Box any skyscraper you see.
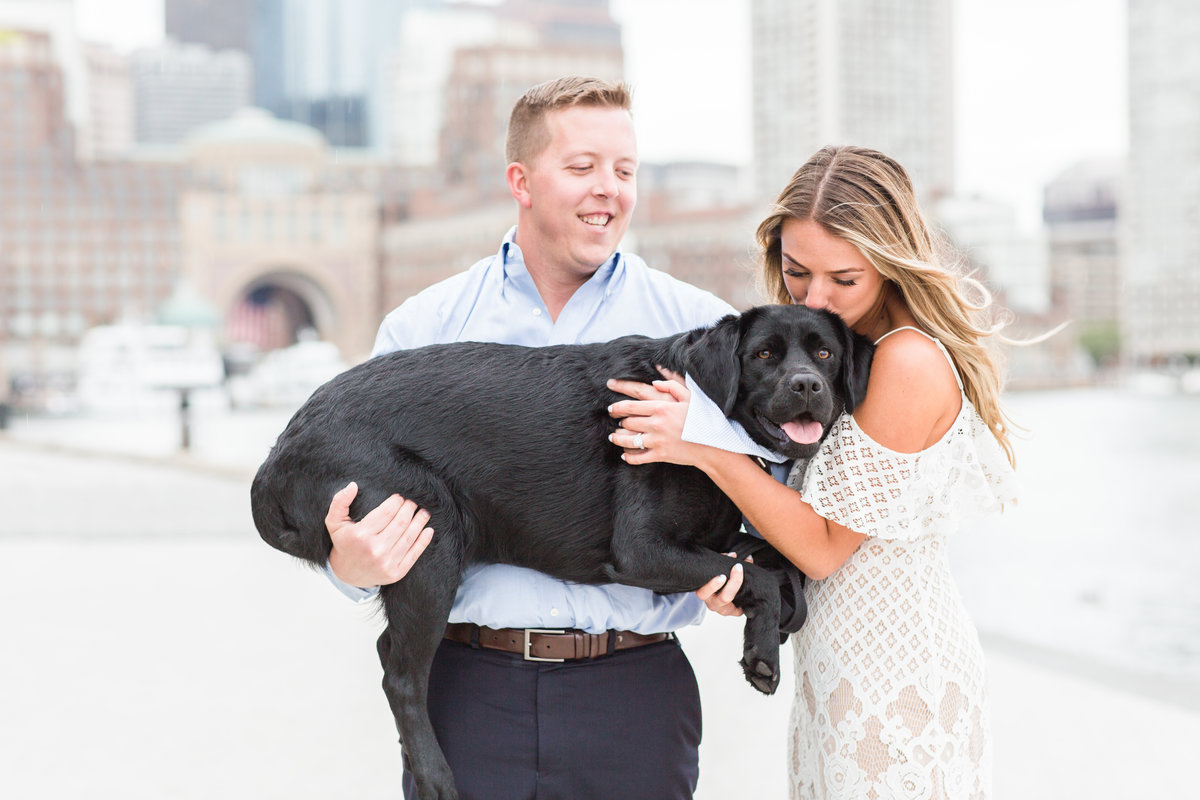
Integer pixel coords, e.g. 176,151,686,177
130,40,252,145
1124,0,1200,365
252,0,432,149
165,0,254,53
0,0,92,155
750,0,954,203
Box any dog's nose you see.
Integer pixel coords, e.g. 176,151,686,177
789,373,823,395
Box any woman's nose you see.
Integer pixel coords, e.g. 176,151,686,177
803,284,826,309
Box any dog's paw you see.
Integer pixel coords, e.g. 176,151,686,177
739,650,780,695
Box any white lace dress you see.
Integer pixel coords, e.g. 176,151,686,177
786,332,1017,800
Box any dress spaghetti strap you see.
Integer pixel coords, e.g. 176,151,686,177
874,326,964,391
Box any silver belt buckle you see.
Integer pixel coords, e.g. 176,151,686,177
523,628,567,662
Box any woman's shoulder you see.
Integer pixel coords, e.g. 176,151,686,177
871,329,957,388
855,328,961,452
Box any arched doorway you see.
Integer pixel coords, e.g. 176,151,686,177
225,272,336,352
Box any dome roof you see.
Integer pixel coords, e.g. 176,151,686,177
185,108,326,152
159,279,221,328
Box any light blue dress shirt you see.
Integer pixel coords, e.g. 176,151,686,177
325,227,737,634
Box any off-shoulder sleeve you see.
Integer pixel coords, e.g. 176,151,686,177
797,407,1018,540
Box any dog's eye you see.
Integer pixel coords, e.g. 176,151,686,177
756,349,773,360
817,348,832,360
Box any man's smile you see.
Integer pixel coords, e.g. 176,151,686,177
580,213,612,228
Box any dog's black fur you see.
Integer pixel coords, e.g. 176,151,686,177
251,304,873,800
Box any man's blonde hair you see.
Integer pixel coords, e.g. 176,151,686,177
505,76,633,165
756,145,1018,465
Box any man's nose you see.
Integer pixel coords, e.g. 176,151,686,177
593,171,619,197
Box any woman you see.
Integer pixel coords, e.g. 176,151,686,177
607,145,1018,799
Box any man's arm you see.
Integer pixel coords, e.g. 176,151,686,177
321,291,450,598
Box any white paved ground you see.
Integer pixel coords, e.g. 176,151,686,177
0,439,1193,798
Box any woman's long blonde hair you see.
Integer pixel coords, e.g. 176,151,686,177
756,145,1017,465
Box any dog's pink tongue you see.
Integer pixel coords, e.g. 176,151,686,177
782,419,823,444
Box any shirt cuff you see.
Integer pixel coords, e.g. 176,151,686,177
682,374,789,463
322,562,380,602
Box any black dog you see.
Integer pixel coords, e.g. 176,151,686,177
251,304,873,800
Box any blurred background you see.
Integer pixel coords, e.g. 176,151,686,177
0,0,1196,797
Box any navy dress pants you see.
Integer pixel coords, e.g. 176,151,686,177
401,636,703,800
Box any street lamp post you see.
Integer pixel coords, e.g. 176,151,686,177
157,279,223,452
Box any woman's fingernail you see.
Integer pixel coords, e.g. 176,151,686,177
607,379,616,388
733,563,743,572
713,574,727,586
607,404,613,413
607,433,614,442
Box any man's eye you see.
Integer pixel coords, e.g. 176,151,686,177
817,348,832,360
756,349,773,359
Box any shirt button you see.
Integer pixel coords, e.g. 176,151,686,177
532,308,542,316
549,608,559,617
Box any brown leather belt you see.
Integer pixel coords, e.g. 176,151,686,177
444,623,672,663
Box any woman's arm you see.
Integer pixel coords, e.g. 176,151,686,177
607,377,864,580
609,333,960,580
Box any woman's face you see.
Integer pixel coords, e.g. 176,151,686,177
779,218,888,333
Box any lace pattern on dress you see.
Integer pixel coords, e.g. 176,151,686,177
796,403,1017,541
787,329,1006,798
787,533,994,799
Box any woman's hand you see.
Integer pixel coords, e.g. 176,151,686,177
607,368,711,467
695,553,750,616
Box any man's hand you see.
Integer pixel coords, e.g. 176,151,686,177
326,482,434,588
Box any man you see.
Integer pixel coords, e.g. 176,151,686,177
321,76,741,800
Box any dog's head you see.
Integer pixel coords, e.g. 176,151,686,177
682,305,874,460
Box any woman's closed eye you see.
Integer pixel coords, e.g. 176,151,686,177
785,268,856,287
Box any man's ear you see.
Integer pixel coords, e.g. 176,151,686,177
507,162,533,208
839,324,875,412
685,313,744,417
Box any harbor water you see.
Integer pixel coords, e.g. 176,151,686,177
951,386,1200,689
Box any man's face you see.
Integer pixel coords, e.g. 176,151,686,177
514,105,638,281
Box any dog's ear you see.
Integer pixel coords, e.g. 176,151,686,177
684,312,744,416
839,323,875,412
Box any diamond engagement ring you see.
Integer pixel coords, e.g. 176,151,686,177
632,432,646,450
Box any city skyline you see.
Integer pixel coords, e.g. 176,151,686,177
69,0,1128,230
0,0,1185,410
